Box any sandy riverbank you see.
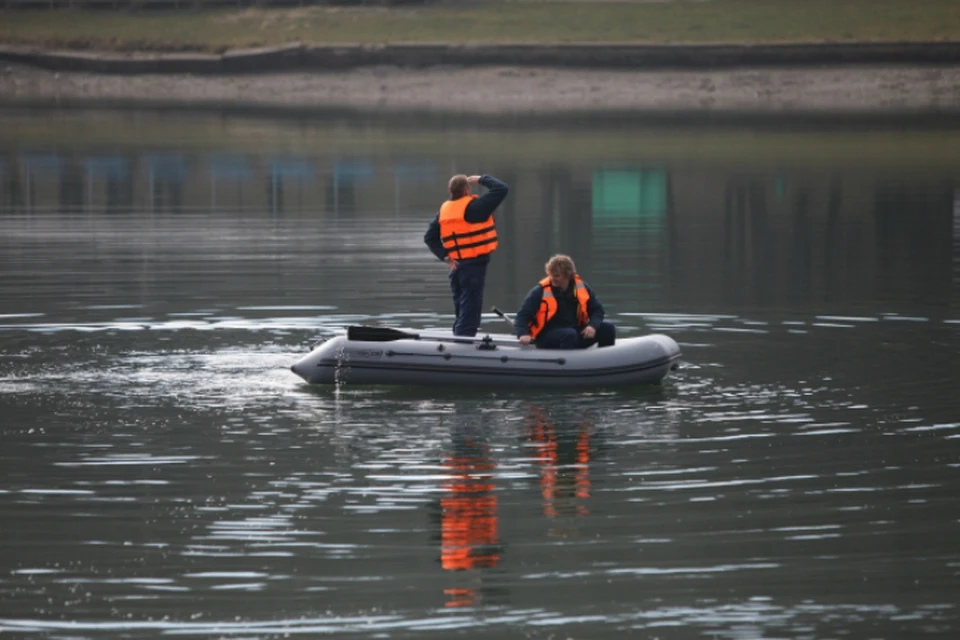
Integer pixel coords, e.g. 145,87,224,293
3,62,960,116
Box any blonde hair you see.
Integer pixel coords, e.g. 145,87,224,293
545,254,576,277
448,174,469,198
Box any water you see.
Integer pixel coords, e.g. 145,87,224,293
1,107,959,639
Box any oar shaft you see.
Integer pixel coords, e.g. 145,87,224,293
492,306,514,327
346,325,513,345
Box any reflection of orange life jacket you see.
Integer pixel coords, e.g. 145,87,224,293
439,195,498,261
575,424,591,508
526,406,592,518
529,275,591,339
527,406,559,516
441,454,499,571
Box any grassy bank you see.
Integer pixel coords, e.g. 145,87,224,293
0,0,958,53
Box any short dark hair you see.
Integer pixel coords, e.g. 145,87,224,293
448,174,469,198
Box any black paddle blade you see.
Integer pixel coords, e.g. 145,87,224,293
346,326,420,342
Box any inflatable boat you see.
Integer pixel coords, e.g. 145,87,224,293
291,325,681,389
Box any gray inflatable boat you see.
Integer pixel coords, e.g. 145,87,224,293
291,325,681,388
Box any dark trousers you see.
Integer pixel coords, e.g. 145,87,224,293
450,261,487,336
536,321,616,350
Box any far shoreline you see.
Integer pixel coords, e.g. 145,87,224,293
3,41,960,75
3,60,960,118
2,41,960,117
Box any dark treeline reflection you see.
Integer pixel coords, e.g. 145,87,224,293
1,151,384,216
1,113,958,317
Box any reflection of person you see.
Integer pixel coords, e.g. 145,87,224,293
440,435,500,571
514,254,616,349
438,432,500,608
424,174,509,336
526,405,592,520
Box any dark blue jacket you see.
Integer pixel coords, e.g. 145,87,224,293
423,175,509,265
514,279,606,339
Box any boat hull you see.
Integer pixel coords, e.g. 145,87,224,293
291,330,681,389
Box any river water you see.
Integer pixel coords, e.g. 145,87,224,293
1,107,959,639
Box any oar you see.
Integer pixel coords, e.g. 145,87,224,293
491,306,514,328
347,326,422,342
346,325,496,344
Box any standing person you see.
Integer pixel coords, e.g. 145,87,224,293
514,254,616,350
424,174,509,336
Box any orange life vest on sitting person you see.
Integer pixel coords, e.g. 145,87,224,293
528,275,591,339
439,195,498,261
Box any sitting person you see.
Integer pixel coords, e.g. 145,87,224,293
514,254,616,350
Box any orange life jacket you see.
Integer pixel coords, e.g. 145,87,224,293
529,275,591,339
439,195,498,261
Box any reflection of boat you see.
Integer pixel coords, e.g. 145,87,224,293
290,326,681,388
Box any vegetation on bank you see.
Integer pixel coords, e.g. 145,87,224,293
0,0,958,53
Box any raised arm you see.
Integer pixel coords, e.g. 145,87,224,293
464,175,509,223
